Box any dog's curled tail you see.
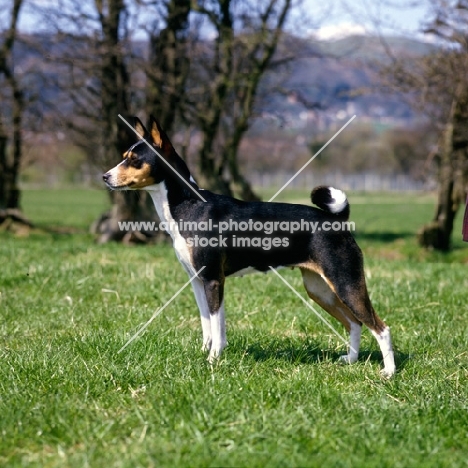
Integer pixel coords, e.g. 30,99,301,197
311,186,350,219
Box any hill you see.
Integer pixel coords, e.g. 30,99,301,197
255,34,438,132
316,34,437,60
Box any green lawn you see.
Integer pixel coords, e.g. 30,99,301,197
1,189,467,467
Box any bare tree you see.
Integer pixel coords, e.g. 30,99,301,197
35,0,165,242
144,0,191,133
415,2,468,250
92,0,158,243
0,0,25,223
35,0,297,240
187,0,293,200
377,0,468,250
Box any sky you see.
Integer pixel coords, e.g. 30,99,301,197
304,0,432,40
14,0,432,41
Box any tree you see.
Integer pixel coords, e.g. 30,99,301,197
187,0,293,200
36,0,296,241
144,0,191,133
416,2,468,251
0,0,25,223
380,0,468,250
36,0,164,242
92,0,161,243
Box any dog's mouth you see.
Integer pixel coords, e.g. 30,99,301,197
105,182,135,191
107,184,129,191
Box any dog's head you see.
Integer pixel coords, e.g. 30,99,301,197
103,116,177,191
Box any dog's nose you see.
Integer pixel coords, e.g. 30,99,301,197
102,172,110,183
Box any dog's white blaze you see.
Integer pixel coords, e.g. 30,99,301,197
105,160,126,186
370,326,396,377
146,183,195,275
328,187,348,214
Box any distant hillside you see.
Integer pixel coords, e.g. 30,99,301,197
254,34,438,133
13,32,436,136
316,34,437,60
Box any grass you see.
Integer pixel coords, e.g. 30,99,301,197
0,188,468,467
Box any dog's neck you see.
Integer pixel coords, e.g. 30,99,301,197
144,148,204,235
145,176,201,240
146,182,173,225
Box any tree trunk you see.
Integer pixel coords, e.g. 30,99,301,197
145,0,190,134
0,122,9,210
418,169,457,251
191,0,290,201
0,98,28,230
93,0,194,243
91,191,165,243
90,0,163,243
224,130,261,201
418,91,468,250
0,0,24,215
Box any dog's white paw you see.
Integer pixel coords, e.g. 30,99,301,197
207,351,219,364
201,339,212,353
380,366,396,379
207,343,226,363
338,354,358,365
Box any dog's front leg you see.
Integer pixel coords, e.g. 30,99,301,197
203,279,227,363
208,301,226,363
191,278,212,352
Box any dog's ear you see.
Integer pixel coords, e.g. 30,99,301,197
133,117,148,141
149,115,175,154
149,115,165,148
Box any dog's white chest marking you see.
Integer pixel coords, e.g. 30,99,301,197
147,184,194,275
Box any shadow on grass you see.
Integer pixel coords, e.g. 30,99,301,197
246,337,341,364
354,231,415,243
245,336,410,371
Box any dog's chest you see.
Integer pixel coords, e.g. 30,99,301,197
147,185,194,274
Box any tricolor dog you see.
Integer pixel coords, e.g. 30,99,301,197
103,116,396,377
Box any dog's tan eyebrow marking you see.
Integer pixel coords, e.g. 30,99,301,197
123,151,136,159
123,139,146,159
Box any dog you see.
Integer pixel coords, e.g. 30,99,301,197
103,116,396,377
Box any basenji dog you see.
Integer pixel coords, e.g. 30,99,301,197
103,116,396,377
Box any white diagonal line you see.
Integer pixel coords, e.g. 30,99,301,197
118,266,206,353
118,114,207,202
268,115,356,202
268,267,357,354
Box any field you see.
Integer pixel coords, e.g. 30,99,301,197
1,189,467,467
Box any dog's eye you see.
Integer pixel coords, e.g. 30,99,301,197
128,153,144,169
127,152,139,164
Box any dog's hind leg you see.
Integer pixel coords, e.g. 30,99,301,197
333,278,395,378
301,265,396,377
300,268,362,364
